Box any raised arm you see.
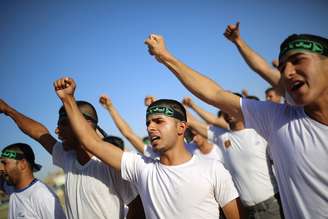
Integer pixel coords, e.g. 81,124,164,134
145,34,242,121
99,95,145,154
185,110,209,139
0,99,56,154
224,22,282,94
54,77,123,170
183,97,229,129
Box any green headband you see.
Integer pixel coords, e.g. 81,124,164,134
279,39,328,59
0,150,25,160
146,106,186,121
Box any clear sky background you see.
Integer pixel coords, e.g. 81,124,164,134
1,0,327,179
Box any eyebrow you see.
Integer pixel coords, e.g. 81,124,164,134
279,52,307,68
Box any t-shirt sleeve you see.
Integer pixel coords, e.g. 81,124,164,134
121,152,145,183
213,161,239,207
114,175,139,204
52,141,69,168
207,125,226,147
109,162,139,205
34,183,66,219
240,98,279,140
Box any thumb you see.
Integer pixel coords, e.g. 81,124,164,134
236,21,240,30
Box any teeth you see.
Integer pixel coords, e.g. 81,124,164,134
291,81,304,91
151,136,160,142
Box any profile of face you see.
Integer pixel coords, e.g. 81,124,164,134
265,90,281,103
192,132,206,147
279,51,328,106
0,158,21,186
146,114,186,153
55,117,79,150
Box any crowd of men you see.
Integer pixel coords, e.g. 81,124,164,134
0,21,327,219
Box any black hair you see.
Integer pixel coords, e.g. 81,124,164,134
232,92,243,98
246,95,260,101
59,100,98,128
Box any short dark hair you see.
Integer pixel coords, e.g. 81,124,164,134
59,100,98,128
147,99,187,122
265,87,275,95
246,95,260,101
103,136,125,151
232,92,243,98
1,143,42,172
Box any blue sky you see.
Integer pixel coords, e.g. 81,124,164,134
1,0,327,179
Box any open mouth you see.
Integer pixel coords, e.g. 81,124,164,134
289,81,305,92
150,136,160,144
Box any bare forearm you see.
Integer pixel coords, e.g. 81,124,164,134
188,119,208,139
161,53,224,107
61,96,123,170
4,107,55,153
191,104,228,128
106,106,145,153
234,38,280,87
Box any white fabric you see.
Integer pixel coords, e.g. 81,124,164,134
241,98,328,219
143,144,159,159
207,125,278,206
7,180,66,219
144,143,224,163
52,142,137,219
121,152,238,219
185,143,224,162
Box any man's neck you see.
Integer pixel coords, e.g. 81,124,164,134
230,121,245,131
304,94,328,125
15,175,35,190
159,141,192,166
75,147,93,165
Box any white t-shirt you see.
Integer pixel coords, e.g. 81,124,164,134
7,179,66,219
52,142,137,219
241,98,328,219
207,126,278,206
121,152,239,219
144,143,224,163
185,142,224,162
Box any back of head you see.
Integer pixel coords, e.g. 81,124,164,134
146,99,187,122
246,95,260,101
265,87,275,95
279,34,328,60
1,143,42,172
103,136,125,151
59,100,99,128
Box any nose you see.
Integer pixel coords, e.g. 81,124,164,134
282,62,296,79
147,121,156,133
